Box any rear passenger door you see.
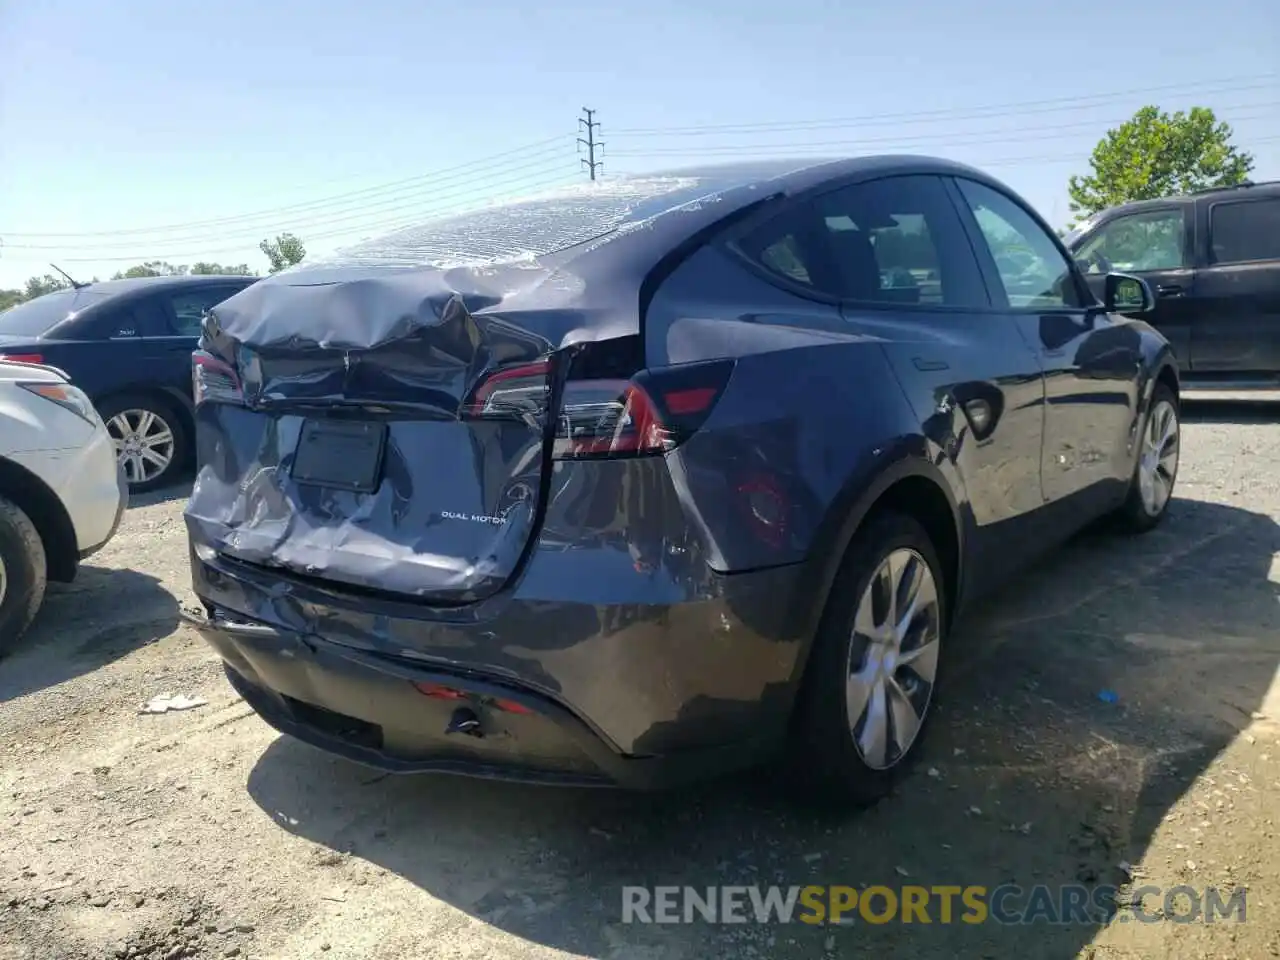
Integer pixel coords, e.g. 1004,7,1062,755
951,176,1142,505
143,283,247,401
57,304,151,402
807,174,1048,535
1192,194,1280,374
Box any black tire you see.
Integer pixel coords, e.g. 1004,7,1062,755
97,393,190,494
0,496,47,657
789,509,948,808
1111,383,1180,534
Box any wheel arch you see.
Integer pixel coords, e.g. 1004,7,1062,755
0,456,79,582
787,447,966,687
1154,361,1180,407
92,386,194,473
92,384,193,428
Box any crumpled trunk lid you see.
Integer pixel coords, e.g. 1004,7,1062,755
185,265,609,604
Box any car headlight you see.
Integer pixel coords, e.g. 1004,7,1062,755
19,382,100,425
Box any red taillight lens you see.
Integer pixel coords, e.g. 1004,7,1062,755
464,356,734,460
0,353,45,365
491,697,534,715
411,681,466,700
411,681,535,715
464,359,551,417
192,350,242,405
553,378,667,459
554,359,735,461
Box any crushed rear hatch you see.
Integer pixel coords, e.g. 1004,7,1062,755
184,177,722,604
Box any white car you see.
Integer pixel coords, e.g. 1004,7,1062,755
0,359,127,651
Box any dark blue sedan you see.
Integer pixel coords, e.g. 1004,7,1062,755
0,274,257,491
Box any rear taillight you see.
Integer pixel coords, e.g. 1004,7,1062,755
465,357,734,460
556,359,734,460
463,360,551,417
0,353,45,365
192,350,242,405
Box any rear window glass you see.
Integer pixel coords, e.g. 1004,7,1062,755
1210,198,1280,264
0,288,110,337
311,175,764,270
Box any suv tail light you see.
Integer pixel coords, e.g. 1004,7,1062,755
0,353,45,365
193,350,243,405
466,357,734,459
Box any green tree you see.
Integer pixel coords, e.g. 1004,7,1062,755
109,261,258,279
259,233,306,273
24,274,69,299
0,289,25,312
112,261,187,279
1068,105,1254,221
191,262,255,276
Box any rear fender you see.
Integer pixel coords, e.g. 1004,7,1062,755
787,446,967,655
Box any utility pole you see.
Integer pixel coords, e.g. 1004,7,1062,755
578,108,603,181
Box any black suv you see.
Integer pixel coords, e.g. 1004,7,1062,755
1066,180,1280,389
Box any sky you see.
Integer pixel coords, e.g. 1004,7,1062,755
0,0,1277,289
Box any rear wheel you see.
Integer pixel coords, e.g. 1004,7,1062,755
1112,383,1180,533
790,510,946,807
0,496,47,657
99,394,189,494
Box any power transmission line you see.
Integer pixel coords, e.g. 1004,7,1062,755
6,78,1275,266
4,154,582,252
606,103,1280,159
606,74,1278,136
578,108,604,181
38,170,581,264
28,132,1277,268
0,136,573,239
14,127,1280,265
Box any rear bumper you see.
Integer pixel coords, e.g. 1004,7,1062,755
186,549,809,789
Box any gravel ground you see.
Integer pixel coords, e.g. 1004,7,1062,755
2,400,1279,960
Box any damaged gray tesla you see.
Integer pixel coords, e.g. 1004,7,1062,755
183,156,1180,804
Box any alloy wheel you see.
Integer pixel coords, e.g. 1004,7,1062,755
0,553,7,607
1138,399,1179,518
846,547,942,771
107,409,176,486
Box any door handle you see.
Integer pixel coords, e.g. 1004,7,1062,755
1156,284,1184,297
912,357,950,371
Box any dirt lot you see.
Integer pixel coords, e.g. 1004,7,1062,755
3,401,1280,960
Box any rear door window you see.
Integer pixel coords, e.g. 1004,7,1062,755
1209,197,1280,264
730,175,989,309
810,175,988,308
158,286,244,337
1074,209,1187,273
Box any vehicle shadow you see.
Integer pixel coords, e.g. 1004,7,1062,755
1181,397,1280,424
245,496,1279,959
0,566,179,702
127,479,193,509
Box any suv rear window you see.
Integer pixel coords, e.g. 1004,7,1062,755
1209,197,1280,264
0,288,111,337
